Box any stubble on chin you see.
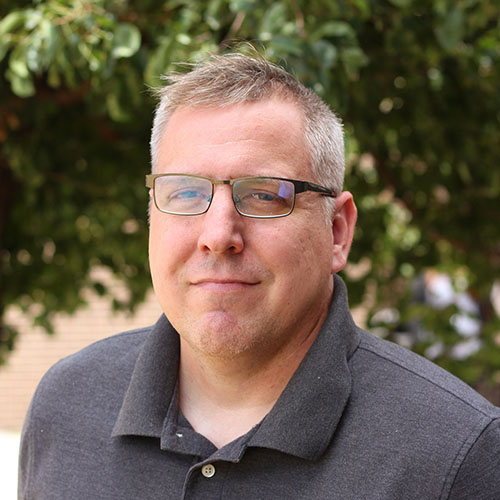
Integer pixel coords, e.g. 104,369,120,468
178,308,278,362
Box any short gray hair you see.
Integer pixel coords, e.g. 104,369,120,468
150,53,345,212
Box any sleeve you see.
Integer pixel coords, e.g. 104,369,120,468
18,395,36,500
447,418,500,500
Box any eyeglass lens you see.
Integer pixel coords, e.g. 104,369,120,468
153,175,296,217
233,177,294,216
154,175,212,215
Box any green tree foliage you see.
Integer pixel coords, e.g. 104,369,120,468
1,0,499,395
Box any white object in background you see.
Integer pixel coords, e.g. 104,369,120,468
0,430,20,500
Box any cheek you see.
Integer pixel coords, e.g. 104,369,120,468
261,225,333,290
299,237,334,287
284,221,333,264
149,218,194,283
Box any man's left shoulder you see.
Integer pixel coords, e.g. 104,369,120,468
349,330,500,498
354,330,500,420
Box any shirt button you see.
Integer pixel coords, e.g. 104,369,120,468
201,464,216,478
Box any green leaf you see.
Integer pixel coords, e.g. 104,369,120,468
176,33,192,45
269,35,303,57
351,0,372,17
6,70,35,97
38,19,59,66
111,23,141,59
435,7,465,51
340,46,369,75
47,64,61,87
312,40,338,68
205,0,224,29
259,3,288,37
26,43,41,73
78,42,101,72
106,92,130,122
311,21,355,41
0,10,26,37
229,0,257,13
9,44,29,78
24,9,42,31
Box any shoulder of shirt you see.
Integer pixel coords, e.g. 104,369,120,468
52,323,152,370
355,328,500,420
31,323,154,403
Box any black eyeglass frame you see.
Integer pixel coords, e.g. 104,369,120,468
145,173,337,219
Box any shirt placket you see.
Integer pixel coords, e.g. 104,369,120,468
181,459,230,500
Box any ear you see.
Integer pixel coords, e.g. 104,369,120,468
330,191,357,274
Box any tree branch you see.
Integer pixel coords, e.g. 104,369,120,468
219,11,246,49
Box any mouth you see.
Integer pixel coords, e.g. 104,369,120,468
191,278,259,292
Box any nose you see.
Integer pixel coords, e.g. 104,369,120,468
197,185,244,255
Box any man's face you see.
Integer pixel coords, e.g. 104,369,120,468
149,98,346,362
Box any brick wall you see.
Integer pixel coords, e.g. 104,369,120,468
0,270,162,432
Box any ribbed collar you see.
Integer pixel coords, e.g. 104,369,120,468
112,275,360,460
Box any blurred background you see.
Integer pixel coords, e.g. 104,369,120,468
1,0,500,495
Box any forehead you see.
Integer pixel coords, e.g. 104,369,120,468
157,99,310,178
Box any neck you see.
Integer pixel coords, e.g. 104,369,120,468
177,311,326,448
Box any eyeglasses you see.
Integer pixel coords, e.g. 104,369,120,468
146,174,336,218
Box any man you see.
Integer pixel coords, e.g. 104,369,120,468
19,53,500,499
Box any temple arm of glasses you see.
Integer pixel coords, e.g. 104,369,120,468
295,180,337,198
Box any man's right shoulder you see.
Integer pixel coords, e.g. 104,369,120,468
51,325,150,373
32,324,153,409
19,323,162,500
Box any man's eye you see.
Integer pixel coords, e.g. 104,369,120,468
250,192,279,202
169,189,205,200
243,190,288,203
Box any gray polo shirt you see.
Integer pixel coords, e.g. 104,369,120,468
19,276,500,499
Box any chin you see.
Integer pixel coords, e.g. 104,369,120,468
186,313,267,360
